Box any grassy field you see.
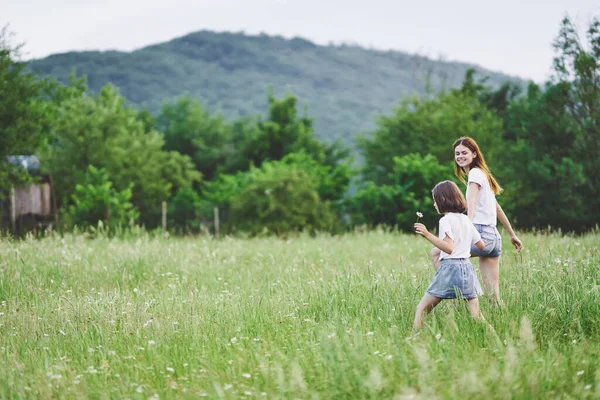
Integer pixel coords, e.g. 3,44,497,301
0,229,599,399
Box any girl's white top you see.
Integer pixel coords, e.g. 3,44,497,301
466,167,497,226
438,213,482,260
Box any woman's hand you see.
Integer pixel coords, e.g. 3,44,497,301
414,223,429,237
510,234,523,252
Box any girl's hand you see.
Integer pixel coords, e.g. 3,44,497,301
414,223,429,237
510,234,523,252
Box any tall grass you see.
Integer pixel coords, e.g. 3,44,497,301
0,229,599,398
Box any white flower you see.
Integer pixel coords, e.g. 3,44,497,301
416,212,423,218
242,373,251,379
365,331,374,336
166,367,174,373
577,370,584,376
148,340,156,346
435,333,442,340
230,337,238,344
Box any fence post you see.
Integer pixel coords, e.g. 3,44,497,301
10,186,16,232
162,201,167,231
214,207,220,238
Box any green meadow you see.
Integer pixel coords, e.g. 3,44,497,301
1,230,599,399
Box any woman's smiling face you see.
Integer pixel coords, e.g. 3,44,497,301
454,144,476,169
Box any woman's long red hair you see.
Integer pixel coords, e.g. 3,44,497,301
453,137,503,195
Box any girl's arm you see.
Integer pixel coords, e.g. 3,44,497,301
496,201,523,252
414,223,453,254
466,182,480,220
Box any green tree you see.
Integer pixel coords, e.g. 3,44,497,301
0,28,51,191
346,154,454,231
168,187,203,232
42,84,200,227
156,95,233,181
358,72,504,184
551,16,600,227
228,162,335,235
64,165,139,230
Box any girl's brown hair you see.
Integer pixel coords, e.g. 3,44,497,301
453,137,503,195
432,181,467,214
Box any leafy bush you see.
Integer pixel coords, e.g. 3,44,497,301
168,187,203,232
64,166,138,230
228,162,335,235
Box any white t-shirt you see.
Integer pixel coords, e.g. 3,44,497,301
466,167,497,226
438,213,482,260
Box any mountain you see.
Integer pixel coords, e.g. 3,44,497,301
29,30,526,144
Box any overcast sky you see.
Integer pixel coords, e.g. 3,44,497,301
3,0,599,82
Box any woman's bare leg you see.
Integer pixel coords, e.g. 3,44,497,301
479,256,501,303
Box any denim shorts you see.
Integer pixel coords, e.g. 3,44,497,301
471,224,502,258
426,259,483,299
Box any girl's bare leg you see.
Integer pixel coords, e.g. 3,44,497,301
413,294,442,329
479,256,501,303
465,297,481,320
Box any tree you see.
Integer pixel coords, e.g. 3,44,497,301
64,165,139,230
156,95,233,181
358,71,504,184
41,84,200,227
228,162,335,235
0,27,50,192
551,16,600,227
346,153,453,231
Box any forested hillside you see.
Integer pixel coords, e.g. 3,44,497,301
29,30,523,143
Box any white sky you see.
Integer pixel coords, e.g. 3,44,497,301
3,0,599,82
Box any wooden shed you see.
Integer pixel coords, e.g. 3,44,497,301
0,156,56,233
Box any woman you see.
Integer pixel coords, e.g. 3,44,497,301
431,137,523,303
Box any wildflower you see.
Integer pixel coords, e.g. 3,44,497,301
166,367,175,373
577,370,584,376
366,331,374,336
148,340,156,346
242,373,251,379
328,333,336,339
416,212,423,223
585,385,592,390
435,333,442,340
230,337,238,344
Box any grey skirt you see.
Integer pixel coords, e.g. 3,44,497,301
426,258,483,299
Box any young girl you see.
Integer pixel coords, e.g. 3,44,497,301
413,180,486,329
452,137,523,303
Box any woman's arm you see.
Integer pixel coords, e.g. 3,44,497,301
414,223,453,254
496,201,523,252
466,182,480,220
